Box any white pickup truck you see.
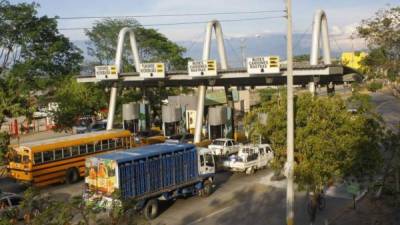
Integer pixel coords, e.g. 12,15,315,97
208,138,240,156
223,144,274,174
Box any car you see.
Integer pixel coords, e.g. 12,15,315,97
0,192,24,219
89,120,107,132
208,138,240,156
223,144,274,174
134,130,163,145
168,133,194,143
73,120,107,134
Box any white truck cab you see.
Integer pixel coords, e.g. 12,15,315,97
197,148,216,175
223,144,273,174
208,138,240,156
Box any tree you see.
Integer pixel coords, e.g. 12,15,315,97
85,18,190,71
0,1,83,137
51,76,108,131
357,6,400,81
0,1,83,88
244,93,383,194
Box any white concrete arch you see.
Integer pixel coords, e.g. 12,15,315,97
194,20,230,143
202,20,229,69
107,27,141,130
310,9,332,66
115,27,141,73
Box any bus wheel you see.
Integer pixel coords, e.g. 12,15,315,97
143,199,159,220
66,168,80,184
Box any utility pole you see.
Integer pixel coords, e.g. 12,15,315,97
285,0,295,225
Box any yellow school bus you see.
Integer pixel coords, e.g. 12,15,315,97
7,129,133,187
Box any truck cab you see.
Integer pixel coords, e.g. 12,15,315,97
198,147,215,175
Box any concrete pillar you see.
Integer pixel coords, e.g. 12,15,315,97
309,81,316,96
106,83,118,130
194,85,206,143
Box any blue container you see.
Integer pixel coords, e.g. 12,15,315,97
90,143,199,199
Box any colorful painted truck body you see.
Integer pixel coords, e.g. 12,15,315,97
84,143,215,220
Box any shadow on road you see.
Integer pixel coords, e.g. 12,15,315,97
0,177,27,193
179,184,312,225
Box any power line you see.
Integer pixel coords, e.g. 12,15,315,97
59,15,285,30
56,10,285,20
293,23,312,52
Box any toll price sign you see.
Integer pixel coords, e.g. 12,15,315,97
139,63,165,78
188,60,217,77
95,65,118,80
247,56,280,74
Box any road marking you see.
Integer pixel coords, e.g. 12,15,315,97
187,205,233,225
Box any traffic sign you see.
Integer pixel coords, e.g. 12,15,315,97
95,65,118,80
188,60,217,77
139,63,165,78
346,183,360,195
247,56,280,74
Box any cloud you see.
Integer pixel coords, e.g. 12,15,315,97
329,23,367,51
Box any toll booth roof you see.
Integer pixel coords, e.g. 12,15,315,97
93,143,196,164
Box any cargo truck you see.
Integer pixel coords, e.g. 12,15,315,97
84,143,215,220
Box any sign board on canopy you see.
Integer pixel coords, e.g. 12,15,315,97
247,56,280,74
188,60,217,77
139,63,165,78
95,65,118,80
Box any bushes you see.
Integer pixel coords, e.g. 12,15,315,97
367,81,383,92
0,132,10,165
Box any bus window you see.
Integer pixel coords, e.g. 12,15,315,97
55,149,63,160
71,146,79,156
87,144,94,153
63,148,71,158
34,153,43,164
101,140,109,150
22,155,30,163
95,142,102,152
79,145,87,154
109,139,116,149
43,151,54,162
116,139,123,148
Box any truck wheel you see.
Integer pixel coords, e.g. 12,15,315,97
143,199,159,220
66,168,80,184
246,167,255,175
201,180,213,197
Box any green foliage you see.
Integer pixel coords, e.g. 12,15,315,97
367,81,383,92
357,7,400,80
0,1,83,130
293,54,310,62
244,93,383,192
0,1,83,88
257,88,281,102
52,77,107,131
0,132,10,165
85,18,190,71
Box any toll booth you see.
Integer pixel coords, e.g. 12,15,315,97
122,102,140,133
162,104,182,137
208,106,229,140
122,101,150,132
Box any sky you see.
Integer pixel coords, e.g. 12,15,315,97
10,0,398,56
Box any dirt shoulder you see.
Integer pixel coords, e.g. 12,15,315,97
331,194,399,225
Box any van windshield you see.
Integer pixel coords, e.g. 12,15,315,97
211,140,225,146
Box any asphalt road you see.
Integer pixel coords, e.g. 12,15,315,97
151,170,349,225
370,90,400,132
